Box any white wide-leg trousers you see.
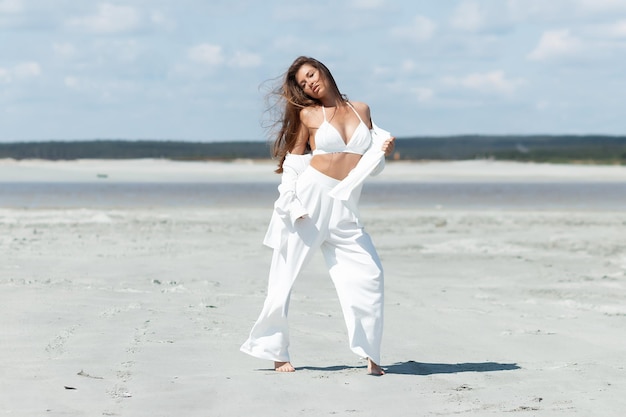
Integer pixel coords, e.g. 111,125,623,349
240,166,384,365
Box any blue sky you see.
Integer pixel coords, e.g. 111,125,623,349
1,0,626,142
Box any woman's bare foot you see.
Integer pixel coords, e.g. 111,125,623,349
274,361,295,372
367,358,385,376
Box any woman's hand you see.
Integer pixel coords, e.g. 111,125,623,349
382,136,396,157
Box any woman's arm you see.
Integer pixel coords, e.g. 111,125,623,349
291,111,311,155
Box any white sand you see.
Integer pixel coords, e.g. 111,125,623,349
2,158,626,183
1,159,625,416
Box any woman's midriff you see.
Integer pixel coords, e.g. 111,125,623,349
310,153,362,180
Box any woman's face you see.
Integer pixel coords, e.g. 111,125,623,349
295,63,326,99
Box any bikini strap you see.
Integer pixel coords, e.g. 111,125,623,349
321,105,327,121
346,101,364,123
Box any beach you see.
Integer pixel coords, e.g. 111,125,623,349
1,159,625,416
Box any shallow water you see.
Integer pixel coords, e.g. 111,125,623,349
1,181,625,210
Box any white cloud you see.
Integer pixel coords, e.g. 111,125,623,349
507,0,570,21
272,34,302,51
188,43,224,67
391,15,436,43
577,0,626,13
528,29,583,61
450,1,484,32
229,51,262,68
172,43,233,79
509,0,626,21
64,76,80,89
443,71,525,94
187,46,260,70
412,87,434,102
272,4,316,21
350,0,385,9
94,39,140,63
13,61,41,78
0,61,41,83
150,10,176,30
65,3,141,34
536,100,550,111
0,67,10,83
3,2,626,140
53,42,76,58
401,60,417,72
61,75,138,101
0,0,22,13
589,20,626,38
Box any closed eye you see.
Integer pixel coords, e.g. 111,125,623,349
299,71,315,89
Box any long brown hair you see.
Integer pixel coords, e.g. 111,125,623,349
268,56,346,173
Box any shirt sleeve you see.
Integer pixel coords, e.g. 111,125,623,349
369,156,385,177
273,153,312,227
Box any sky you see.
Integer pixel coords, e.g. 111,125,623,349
1,0,626,142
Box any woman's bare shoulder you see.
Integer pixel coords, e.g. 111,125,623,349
299,105,323,127
349,101,372,126
349,100,370,110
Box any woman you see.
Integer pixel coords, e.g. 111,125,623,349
240,56,395,375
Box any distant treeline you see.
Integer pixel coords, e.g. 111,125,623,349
1,135,625,164
0,140,272,161
396,135,626,164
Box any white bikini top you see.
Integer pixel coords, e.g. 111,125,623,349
312,102,371,156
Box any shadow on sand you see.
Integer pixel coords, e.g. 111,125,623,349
384,361,520,375
297,360,520,375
